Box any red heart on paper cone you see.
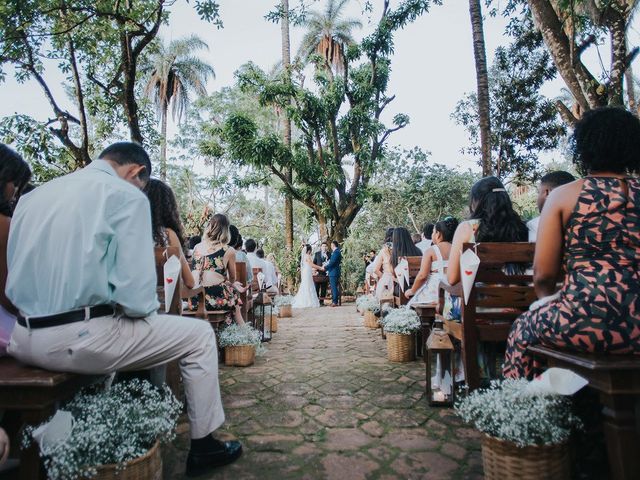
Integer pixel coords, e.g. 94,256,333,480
464,270,473,276
166,278,174,284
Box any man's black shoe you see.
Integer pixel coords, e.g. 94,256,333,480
186,439,242,477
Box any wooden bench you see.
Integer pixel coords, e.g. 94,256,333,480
0,358,98,479
437,242,535,391
393,256,422,307
529,346,640,480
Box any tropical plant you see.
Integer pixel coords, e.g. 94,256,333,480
297,0,362,73
145,35,215,180
22,380,181,480
456,378,583,447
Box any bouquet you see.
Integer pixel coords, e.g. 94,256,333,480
381,307,420,335
455,378,582,447
23,380,181,480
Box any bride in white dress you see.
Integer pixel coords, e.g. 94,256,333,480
292,244,321,308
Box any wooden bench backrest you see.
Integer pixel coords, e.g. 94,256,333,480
394,256,422,306
154,246,183,315
463,242,536,324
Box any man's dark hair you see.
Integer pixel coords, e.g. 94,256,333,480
384,227,395,243
228,225,240,248
331,240,339,248
321,242,328,246
98,142,152,181
0,144,31,216
571,106,640,175
256,248,265,259
540,171,575,189
188,235,201,250
422,222,434,239
245,238,257,253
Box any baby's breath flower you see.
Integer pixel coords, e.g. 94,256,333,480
381,307,421,335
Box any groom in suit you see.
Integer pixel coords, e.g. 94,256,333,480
313,242,330,302
323,241,342,307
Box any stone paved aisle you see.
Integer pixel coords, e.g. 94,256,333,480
163,306,483,479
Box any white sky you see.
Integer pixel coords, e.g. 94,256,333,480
1,0,639,173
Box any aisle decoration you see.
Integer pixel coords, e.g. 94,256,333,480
456,376,584,480
274,295,293,318
425,322,455,406
358,296,381,329
22,380,181,480
381,307,420,362
219,324,264,366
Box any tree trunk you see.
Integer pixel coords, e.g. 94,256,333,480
607,12,627,106
469,0,492,176
281,0,294,253
626,65,637,112
160,100,168,180
318,215,328,242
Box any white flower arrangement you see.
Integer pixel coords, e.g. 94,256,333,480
358,295,380,314
273,295,294,307
381,307,421,335
218,324,263,349
455,378,583,447
22,380,181,480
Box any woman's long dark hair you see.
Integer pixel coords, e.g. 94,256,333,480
434,217,459,242
391,227,423,266
469,176,527,242
144,178,186,248
0,144,31,216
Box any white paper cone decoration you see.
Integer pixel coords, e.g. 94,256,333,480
394,258,409,292
460,248,480,304
257,272,266,290
163,255,181,312
33,410,73,451
525,367,588,396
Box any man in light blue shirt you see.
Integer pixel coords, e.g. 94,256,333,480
6,142,241,475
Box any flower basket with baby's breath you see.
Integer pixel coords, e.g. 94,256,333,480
218,324,264,366
382,307,420,362
456,379,582,480
22,380,181,480
274,295,293,318
358,296,381,329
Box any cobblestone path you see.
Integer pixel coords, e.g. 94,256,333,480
164,306,483,479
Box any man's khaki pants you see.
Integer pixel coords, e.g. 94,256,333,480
8,313,224,439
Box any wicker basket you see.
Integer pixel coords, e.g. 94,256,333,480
91,440,162,480
482,435,570,480
278,304,292,318
363,311,379,329
224,345,256,367
270,314,278,333
386,332,415,362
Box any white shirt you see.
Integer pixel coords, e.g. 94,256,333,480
527,217,540,243
415,239,432,253
247,253,278,288
6,160,159,318
366,253,379,274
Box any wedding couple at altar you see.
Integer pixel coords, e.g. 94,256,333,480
291,241,341,309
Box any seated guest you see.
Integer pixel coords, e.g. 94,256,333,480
448,176,528,287
391,227,423,292
0,144,30,356
528,171,575,241
144,178,195,288
373,228,395,299
415,223,434,253
256,249,279,292
246,239,278,294
229,225,252,285
406,217,458,305
411,233,422,244
192,214,245,325
504,107,640,379
6,142,241,474
266,253,282,287
186,234,202,262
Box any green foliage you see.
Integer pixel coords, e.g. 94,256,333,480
452,11,566,183
213,0,439,242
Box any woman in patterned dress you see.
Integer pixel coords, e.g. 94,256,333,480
192,213,245,325
503,107,640,379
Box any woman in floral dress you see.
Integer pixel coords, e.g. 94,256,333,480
503,107,640,379
192,213,245,325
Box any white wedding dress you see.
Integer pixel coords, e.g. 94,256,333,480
292,254,320,309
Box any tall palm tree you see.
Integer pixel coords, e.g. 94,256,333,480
145,35,215,180
298,0,362,73
281,0,294,255
469,0,492,176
